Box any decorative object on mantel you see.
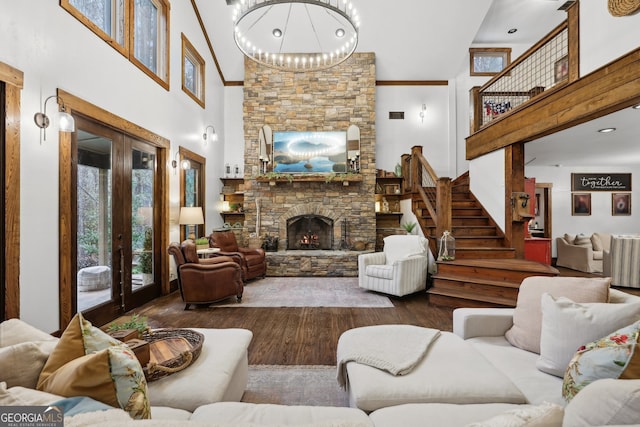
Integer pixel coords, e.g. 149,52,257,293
608,0,640,16
232,0,360,72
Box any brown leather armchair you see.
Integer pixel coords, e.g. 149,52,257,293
209,230,267,281
168,240,243,310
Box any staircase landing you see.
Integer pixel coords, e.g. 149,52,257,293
428,258,559,308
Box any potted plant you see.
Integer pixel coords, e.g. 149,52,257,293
402,221,418,235
195,237,210,251
106,314,149,340
138,228,153,285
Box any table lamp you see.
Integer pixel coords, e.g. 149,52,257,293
179,207,204,240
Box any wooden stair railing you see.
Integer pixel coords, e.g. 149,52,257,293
403,146,558,308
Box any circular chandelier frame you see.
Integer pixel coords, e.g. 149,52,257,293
233,0,360,72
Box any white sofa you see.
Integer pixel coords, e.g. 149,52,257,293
340,278,640,427
556,232,611,273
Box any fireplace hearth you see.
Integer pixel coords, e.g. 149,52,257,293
287,214,334,250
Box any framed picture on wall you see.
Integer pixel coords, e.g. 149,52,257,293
554,56,569,83
612,193,631,216
572,193,591,216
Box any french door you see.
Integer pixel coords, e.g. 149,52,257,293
74,116,161,326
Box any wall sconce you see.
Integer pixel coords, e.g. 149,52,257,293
34,95,75,141
202,125,218,145
171,151,191,174
419,104,427,123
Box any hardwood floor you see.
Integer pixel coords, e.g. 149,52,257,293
126,286,453,366
124,268,640,367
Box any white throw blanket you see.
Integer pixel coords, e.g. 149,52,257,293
336,325,441,389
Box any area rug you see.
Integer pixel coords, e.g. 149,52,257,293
242,365,349,407
215,277,393,308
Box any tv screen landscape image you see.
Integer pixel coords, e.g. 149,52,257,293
273,131,347,173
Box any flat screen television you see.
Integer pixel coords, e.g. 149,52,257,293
273,131,347,173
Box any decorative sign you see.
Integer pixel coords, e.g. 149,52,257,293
571,173,632,191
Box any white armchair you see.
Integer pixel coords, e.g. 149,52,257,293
358,235,432,297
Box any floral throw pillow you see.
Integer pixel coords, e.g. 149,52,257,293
563,320,640,401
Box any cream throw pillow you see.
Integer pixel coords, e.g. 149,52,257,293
465,402,564,427
0,382,63,406
0,341,58,388
505,277,610,354
537,294,640,377
0,318,58,347
563,379,640,427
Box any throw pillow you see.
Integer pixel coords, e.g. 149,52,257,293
591,234,603,251
505,277,610,354
563,320,640,402
37,313,150,419
573,233,592,247
537,294,640,376
563,378,640,427
0,318,59,347
465,402,564,427
0,381,63,406
0,340,58,388
563,233,576,244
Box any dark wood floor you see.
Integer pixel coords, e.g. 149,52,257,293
129,285,453,366
125,267,640,367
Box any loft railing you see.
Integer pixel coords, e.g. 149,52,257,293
471,21,571,132
406,146,451,255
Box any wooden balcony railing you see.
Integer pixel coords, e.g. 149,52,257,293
471,19,576,133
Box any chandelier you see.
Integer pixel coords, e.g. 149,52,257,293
232,0,360,72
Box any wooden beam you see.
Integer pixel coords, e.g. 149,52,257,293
466,48,640,160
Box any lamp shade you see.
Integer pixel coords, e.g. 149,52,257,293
178,207,204,225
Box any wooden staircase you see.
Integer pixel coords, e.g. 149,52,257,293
411,171,558,308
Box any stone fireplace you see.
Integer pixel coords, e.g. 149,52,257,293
286,214,333,250
240,53,377,276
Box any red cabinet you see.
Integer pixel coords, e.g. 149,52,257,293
524,237,551,265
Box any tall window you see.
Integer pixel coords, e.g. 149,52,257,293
181,34,205,108
61,0,169,89
179,147,206,241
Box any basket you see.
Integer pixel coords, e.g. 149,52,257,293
608,0,640,16
141,328,204,382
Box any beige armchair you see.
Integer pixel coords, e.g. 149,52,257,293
555,233,611,273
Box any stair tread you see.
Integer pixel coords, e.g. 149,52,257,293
431,273,521,288
428,288,515,307
437,258,558,274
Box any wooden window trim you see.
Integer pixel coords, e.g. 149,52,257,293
181,33,205,108
60,0,169,90
0,62,22,320
469,47,512,76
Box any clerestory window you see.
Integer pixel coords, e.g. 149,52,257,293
181,34,205,108
61,0,170,89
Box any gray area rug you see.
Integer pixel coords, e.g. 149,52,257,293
242,365,350,407
215,277,393,308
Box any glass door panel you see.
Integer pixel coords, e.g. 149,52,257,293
76,130,113,313
131,146,156,292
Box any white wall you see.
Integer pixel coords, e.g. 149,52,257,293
469,149,506,230
580,1,640,76
375,85,451,175
526,165,640,257
1,1,225,331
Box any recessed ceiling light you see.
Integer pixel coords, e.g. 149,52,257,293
335,28,345,38
598,127,616,133
272,28,282,38
507,28,518,34
633,103,640,110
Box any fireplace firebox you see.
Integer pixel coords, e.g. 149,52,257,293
286,215,334,250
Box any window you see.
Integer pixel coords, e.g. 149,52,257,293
469,48,511,76
181,34,205,108
61,0,170,89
